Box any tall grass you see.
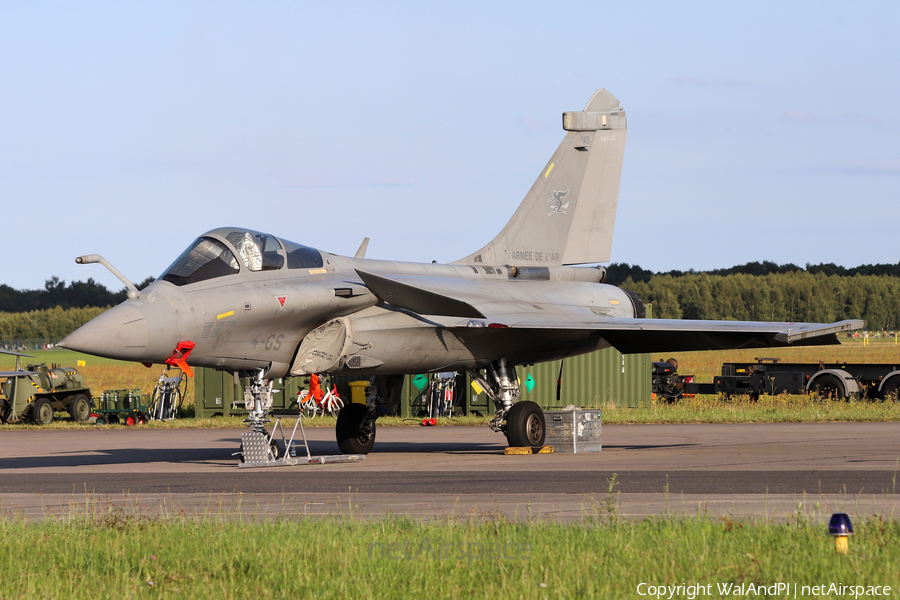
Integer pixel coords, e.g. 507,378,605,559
0,509,897,599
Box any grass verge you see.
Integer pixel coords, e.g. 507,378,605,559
0,509,897,599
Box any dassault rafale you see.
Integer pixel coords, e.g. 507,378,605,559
60,89,864,456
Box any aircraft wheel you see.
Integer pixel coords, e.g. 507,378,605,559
270,440,283,460
32,398,54,425
68,394,92,422
505,401,545,448
336,404,375,455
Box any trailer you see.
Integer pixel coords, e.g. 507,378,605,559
652,358,900,401
93,388,150,425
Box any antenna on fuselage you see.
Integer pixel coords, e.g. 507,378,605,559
354,237,370,259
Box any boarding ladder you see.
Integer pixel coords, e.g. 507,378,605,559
238,409,365,469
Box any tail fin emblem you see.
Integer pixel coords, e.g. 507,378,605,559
547,189,570,215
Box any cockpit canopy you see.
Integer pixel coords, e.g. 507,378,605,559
160,228,324,286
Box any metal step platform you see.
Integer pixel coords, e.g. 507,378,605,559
237,416,365,469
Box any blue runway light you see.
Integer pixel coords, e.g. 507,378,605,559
828,513,854,555
828,513,854,536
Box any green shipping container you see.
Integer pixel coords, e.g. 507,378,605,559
195,347,649,418
518,348,651,409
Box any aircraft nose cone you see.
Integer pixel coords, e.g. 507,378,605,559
59,304,150,361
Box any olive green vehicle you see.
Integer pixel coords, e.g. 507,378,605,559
0,350,93,424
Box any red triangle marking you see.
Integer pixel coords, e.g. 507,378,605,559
278,296,286,307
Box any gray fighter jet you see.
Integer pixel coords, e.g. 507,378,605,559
60,89,863,454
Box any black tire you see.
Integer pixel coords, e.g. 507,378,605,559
95,415,108,425
813,374,844,400
68,394,92,422
32,398,54,425
336,403,375,454
505,401,545,447
881,378,900,402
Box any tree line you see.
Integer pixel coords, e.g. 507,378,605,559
620,271,899,330
606,261,900,286
0,306,109,346
0,276,155,313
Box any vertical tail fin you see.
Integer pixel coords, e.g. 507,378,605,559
455,89,626,267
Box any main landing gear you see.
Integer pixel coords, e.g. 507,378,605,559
470,358,546,448
336,403,376,454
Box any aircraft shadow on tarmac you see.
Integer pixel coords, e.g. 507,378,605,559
602,443,698,450
0,438,509,470
0,439,706,470
0,447,239,470
343,441,505,454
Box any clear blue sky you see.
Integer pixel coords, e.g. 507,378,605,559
2,1,897,291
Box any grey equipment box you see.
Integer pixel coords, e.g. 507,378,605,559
543,408,602,453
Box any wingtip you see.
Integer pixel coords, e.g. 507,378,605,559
774,319,867,344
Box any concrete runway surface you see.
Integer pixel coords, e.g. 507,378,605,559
1,422,899,522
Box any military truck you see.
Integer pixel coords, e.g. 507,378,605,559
652,357,900,401
0,351,93,424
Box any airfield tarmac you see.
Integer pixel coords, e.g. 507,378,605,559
1,422,899,522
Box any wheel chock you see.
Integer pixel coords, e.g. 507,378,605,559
504,446,554,455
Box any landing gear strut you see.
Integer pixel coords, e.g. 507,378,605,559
469,358,546,447
237,370,279,462
242,370,274,434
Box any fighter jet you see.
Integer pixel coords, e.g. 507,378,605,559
60,89,864,454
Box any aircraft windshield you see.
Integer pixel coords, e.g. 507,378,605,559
160,237,240,286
